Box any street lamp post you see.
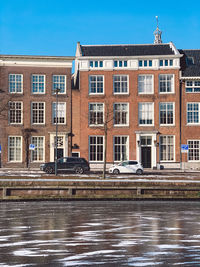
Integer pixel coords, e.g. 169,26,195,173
54,88,61,176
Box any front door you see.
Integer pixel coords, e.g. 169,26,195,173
141,147,151,168
54,148,63,160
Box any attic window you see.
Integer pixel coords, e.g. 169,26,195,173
90,61,103,68
186,57,194,66
139,60,152,68
114,60,128,68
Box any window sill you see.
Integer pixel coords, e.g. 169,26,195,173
186,123,200,126
114,125,129,127
160,124,175,127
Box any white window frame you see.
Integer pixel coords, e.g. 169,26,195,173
31,102,45,125
114,103,129,127
159,74,174,94
31,136,45,162
114,60,128,68
89,75,104,95
89,103,104,126
113,75,129,95
113,136,129,162
9,74,23,93
52,75,66,94
138,103,154,126
9,101,23,125
188,140,200,162
159,135,175,162
185,80,200,93
52,102,66,125
159,59,173,67
138,75,154,94
89,136,104,162
32,74,45,94
89,61,103,68
138,60,153,68
159,102,175,126
187,103,200,125
8,136,22,162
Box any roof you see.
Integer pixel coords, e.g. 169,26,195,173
179,49,200,77
80,44,175,57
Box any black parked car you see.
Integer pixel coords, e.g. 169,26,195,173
40,157,90,174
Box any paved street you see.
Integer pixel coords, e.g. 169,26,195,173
0,168,200,181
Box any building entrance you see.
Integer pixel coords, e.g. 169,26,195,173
54,148,64,160
140,136,152,168
141,147,151,168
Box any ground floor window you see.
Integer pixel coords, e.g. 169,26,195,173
31,136,44,162
160,135,174,161
89,136,104,161
114,136,129,161
188,140,200,161
8,136,22,162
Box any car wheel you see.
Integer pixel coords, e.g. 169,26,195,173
136,169,143,175
45,166,54,174
113,169,120,175
75,166,84,174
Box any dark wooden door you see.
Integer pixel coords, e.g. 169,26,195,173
54,148,63,161
141,147,151,168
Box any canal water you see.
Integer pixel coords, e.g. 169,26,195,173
0,201,200,266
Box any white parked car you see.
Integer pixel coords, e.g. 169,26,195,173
109,160,144,175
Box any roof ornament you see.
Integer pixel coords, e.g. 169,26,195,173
154,16,162,44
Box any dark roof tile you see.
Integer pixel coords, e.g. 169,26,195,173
81,44,175,57
179,49,200,77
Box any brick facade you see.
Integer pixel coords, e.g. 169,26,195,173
0,55,74,168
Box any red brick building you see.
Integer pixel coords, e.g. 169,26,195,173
0,55,74,168
73,41,183,169
179,50,200,170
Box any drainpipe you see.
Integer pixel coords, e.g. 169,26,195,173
180,80,183,170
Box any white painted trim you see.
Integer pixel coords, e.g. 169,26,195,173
89,135,104,163
89,75,104,95
113,135,129,162
181,76,200,80
49,133,68,162
138,102,154,126
159,135,176,162
187,140,200,162
9,74,23,94
31,102,46,125
52,75,67,94
113,74,129,95
136,133,157,168
52,102,67,125
186,102,200,125
138,74,154,95
8,136,22,163
159,74,175,94
31,136,45,162
113,102,129,127
9,101,23,125
159,102,175,126
88,102,104,127
31,74,46,94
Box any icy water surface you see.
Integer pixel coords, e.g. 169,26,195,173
1,201,200,266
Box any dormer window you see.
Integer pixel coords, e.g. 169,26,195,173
114,60,127,68
186,57,194,66
139,60,152,68
160,59,173,67
90,61,103,68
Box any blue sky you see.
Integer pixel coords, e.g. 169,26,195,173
0,0,200,56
